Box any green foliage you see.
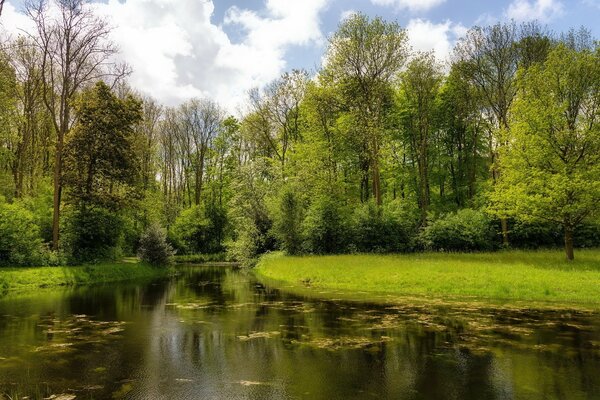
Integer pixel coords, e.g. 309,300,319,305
64,81,143,210
491,44,600,259
420,209,497,251
226,162,276,265
301,196,350,254
351,201,415,253
170,204,227,255
272,188,304,255
0,200,44,266
63,207,124,263
509,219,563,249
137,223,174,266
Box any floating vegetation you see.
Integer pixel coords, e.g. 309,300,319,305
43,394,76,400
238,381,269,386
30,315,128,355
292,335,393,350
237,331,281,341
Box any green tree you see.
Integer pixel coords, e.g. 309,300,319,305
396,53,443,223
324,13,409,206
63,81,142,210
491,44,600,260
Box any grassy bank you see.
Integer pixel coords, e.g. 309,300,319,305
0,261,171,293
255,250,600,306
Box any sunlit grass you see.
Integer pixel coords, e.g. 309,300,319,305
0,262,170,293
255,250,600,305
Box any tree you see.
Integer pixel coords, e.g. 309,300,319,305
25,0,127,249
397,53,443,223
454,22,520,245
491,44,600,260
324,13,409,206
179,99,223,206
63,81,142,210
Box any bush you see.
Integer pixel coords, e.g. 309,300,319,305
138,223,174,266
272,189,304,255
509,219,562,248
170,204,227,255
351,201,415,253
302,196,350,254
63,206,124,263
0,200,44,266
420,209,496,251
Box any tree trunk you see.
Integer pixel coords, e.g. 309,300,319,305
51,145,62,250
564,226,574,261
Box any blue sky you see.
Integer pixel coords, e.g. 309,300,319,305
2,0,598,111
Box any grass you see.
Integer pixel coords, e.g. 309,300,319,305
255,250,600,307
0,259,171,294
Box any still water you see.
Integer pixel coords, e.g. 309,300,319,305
0,265,599,399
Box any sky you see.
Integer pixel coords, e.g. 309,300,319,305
1,0,599,113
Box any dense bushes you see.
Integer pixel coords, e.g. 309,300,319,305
302,196,350,254
273,189,304,255
420,209,497,251
0,200,44,266
169,204,227,255
351,202,417,253
63,207,124,263
138,223,174,266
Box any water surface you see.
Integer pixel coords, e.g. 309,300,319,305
0,265,599,399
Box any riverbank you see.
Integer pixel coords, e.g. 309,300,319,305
255,250,600,306
0,261,171,293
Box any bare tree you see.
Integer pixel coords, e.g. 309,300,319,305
25,0,127,249
180,98,224,205
0,0,5,17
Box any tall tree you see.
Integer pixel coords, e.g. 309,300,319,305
454,22,521,245
397,53,443,223
179,98,223,206
324,13,409,206
26,0,126,249
63,81,142,210
491,44,600,260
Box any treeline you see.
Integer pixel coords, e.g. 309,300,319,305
0,2,598,266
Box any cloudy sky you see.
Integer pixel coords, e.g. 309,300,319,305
1,0,598,113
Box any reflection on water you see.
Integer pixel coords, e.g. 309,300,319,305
0,266,599,399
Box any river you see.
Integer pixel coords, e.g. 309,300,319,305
0,265,599,399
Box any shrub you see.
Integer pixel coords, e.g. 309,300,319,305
0,200,44,266
574,222,600,248
227,221,263,267
509,219,562,248
351,201,415,253
272,189,304,255
138,223,174,266
63,206,124,263
170,204,227,254
302,196,350,254
420,209,496,251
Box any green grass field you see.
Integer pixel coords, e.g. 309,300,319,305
0,260,170,293
255,250,600,306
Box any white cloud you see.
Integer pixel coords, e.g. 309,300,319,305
370,0,446,12
340,9,358,21
0,1,36,38
406,19,467,61
505,0,564,22
1,0,329,113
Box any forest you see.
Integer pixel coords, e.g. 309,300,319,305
1,0,599,270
